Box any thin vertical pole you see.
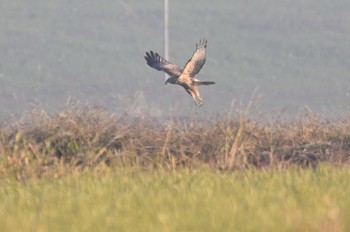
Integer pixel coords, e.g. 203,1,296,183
164,0,169,80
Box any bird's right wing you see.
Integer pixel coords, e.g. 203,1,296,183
144,51,183,78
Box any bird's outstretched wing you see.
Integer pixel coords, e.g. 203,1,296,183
144,51,183,78
180,39,207,78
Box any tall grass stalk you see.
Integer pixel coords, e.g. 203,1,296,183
0,104,349,179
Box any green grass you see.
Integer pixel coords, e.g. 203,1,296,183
0,167,350,232
1,106,350,231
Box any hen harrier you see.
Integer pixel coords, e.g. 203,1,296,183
144,39,215,106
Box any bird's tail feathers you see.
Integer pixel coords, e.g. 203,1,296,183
194,80,216,86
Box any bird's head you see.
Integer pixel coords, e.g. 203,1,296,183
165,77,172,85
165,77,177,85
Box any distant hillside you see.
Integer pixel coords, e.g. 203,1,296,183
1,0,350,118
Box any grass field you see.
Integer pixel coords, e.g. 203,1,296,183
1,104,350,177
0,167,350,232
0,106,350,231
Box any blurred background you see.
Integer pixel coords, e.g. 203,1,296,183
1,0,350,119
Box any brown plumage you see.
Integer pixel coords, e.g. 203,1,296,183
144,39,215,106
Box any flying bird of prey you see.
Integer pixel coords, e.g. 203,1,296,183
144,39,215,106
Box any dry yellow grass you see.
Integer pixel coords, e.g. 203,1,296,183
0,104,349,179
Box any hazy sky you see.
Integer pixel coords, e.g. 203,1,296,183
1,0,350,119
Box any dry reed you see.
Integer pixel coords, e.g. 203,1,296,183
0,104,350,179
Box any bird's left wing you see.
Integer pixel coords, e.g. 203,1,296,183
144,51,183,78
180,39,207,79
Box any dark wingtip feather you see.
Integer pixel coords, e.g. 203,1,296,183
196,39,207,50
145,51,150,58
